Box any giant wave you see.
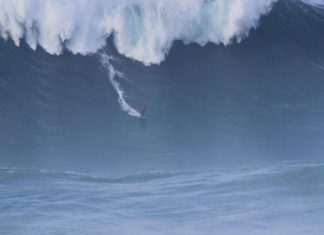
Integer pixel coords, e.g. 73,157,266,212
1,0,323,117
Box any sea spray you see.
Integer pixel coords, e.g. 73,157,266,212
0,0,276,65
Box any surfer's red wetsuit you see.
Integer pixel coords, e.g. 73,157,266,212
139,107,146,117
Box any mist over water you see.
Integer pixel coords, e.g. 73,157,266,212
1,0,324,234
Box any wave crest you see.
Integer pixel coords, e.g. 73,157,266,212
1,0,277,64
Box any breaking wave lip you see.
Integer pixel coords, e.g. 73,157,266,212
1,0,323,65
0,0,279,65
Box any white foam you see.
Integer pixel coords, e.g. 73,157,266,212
1,0,322,65
0,0,278,65
99,52,141,117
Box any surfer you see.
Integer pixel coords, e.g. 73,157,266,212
139,107,146,118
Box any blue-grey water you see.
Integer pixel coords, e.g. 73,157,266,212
1,163,324,235
1,1,324,234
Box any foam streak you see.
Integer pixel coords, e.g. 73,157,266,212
99,52,141,117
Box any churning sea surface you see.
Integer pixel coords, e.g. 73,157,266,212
1,0,324,234
1,162,324,235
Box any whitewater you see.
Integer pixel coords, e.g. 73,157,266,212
1,0,323,65
0,0,277,65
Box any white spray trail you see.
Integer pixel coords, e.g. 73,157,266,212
99,52,141,118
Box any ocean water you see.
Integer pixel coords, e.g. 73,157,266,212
1,0,324,234
1,162,324,235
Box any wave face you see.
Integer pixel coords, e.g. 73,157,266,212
0,0,277,65
0,0,324,169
